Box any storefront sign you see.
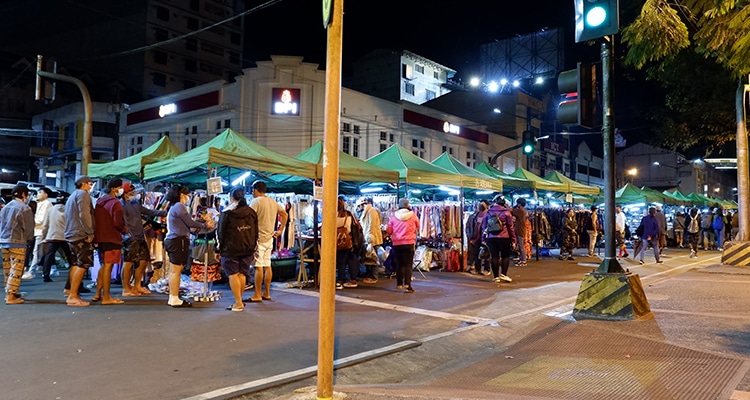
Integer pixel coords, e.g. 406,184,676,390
126,91,220,125
158,103,176,118
403,109,488,144
271,88,301,116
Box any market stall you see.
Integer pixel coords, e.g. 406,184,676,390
88,136,182,181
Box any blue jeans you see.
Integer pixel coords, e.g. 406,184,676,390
638,237,660,262
715,228,724,249
515,234,526,262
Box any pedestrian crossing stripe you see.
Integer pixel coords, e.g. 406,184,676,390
721,241,750,266
572,273,651,321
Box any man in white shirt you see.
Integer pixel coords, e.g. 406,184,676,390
245,181,287,303
24,187,53,280
615,205,629,258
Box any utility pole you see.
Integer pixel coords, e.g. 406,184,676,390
35,55,93,176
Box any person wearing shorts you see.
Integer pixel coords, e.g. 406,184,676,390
93,178,126,305
164,185,210,308
246,181,287,303
216,187,258,311
64,176,96,307
0,184,34,304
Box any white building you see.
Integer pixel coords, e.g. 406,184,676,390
118,55,524,177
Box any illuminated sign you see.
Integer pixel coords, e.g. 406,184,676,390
443,121,460,135
271,88,301,116
158,103,177,118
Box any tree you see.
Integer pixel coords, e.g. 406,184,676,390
621,0,750,240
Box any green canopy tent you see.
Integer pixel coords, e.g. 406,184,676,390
639,186,673,204
366,144,466,188
663,189,694,206
431,153,503,192
509,167,567,193
89,136,182,181
143,129,319,183
543,170,601,196
615,183,666,204
269,140,400,193
473,161,535,189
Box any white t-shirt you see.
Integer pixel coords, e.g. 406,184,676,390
615,211,626,233
250,195,284,243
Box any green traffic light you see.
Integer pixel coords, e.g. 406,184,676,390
523,144,534,154
586,6,607,27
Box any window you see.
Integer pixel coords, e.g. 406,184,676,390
389,133,394,142
184,58,197,72
216,121,222,130
380,143,387,152
379,131,387,141
154,28,168,41
192,126,198,135
342,136,350,154
185,38,198,51
130,138,135,146
160,131,170,138
434,71,439,79
411,139,424,149
191,138,197,149
137,147,142,153
352,138,359,157
415,64,424,74
402,64,413,79
353,125,360,135
425,89,436,101
187,17,199,30
404,82,415,95
224,119,230,128
442,145,447,153
156,6,169,21
185,127,190,136
152,73,166,87
136,136,143,145
153,50,167,65
342,122,351,133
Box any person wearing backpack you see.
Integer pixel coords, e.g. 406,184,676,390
481,194,516,283
701,209,715,250
713,208,726,251
216,187,258,312
685,207,701,258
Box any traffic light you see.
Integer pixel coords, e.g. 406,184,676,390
557,62,597,128
574,0,619,42
522,130,535,155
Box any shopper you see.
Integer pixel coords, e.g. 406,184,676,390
120,182,167,296
41,196,74,284
655,205,668,254
701,209,715,250
584,206,599,257
674,211,686,248
335,197,361,289
713,208,726,251
65,176,97,307
615,205,629,258
386,198,420,292
482,194,515,283
246,181,287,302
359,197,383,283
467,200,489,275
637,206,663,265
217,187,258,312
559,209,578,260
685,207,701,258
0,184,34,304
511,198,528,266
30,187,53,277
164,185,211,308
92,178,126,305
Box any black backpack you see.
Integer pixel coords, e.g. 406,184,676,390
485,214,504,234
349,213,365,252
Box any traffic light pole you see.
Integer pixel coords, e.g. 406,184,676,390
596,38,624,273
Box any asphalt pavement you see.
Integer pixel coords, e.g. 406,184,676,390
3,245,750,400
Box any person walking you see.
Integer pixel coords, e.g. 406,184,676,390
615,205,629,258
0,184,34,304
41,196,74,284
164,185,211,308
674,211,686,248
655,205,668,255
359,197,383,284
120,182,167,297
701,209,716,250
713,208,726,251
511,198,528,266
684,207,701,258
92,178,126,305
482,194,515,283
245,181,287,303
637,206,663,265
467,200,489,275
559,209,578,260
584,206,599,257
64,176,97,307
29,187,53,277
216,187,258,312
386,198,420,292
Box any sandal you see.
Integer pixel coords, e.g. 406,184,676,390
66,299,90,307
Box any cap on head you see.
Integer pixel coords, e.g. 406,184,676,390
398,198,410,209
122,182,140,194
75,176,93,187
492,194,506,205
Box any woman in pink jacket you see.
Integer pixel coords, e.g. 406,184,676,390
386,198,420,293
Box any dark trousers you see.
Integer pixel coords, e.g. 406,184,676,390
393,244,415,287
487,237,512,278
43,241,74,279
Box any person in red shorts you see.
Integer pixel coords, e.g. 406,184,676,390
93,178,126,305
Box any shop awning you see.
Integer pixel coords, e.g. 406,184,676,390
543,170,600,196
366,144,465,188
89,136,182,181
508,167,567,193
142,129,319,182
431,153,503,192
615,183,665,204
